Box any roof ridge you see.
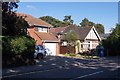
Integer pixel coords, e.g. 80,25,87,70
79,26,93,28
16,12,53,27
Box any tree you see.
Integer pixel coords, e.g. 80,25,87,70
109,24,120,41
80,18,94,27
109,28,115,33
2,2,35,67
80,18,104,34
40,16,72,28
94,24,105,34
2,2,18,12
15,16,29,35
102,24,120,56
40,16,64,27
63,15,74,24
70,19,74,24
80,18,89,26
64,30,79,53
2,2,28,36
89,21,95,26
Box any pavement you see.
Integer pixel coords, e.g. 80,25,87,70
2,55,120,79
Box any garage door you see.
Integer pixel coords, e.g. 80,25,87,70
44,43,56,56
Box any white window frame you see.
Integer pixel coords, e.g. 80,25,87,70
38,27,47,32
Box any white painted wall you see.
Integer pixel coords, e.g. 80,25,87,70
86,28,98,40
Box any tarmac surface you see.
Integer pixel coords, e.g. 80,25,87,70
2,56,120,79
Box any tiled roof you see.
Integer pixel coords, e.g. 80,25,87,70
77,26,93,40
50,25,93,40
35,32,59,42
99,33,110,39
50,26,68,34
16,12,53,27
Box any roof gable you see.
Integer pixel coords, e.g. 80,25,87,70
85,27,101,41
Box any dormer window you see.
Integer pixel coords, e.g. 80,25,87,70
38,27,48,32
57,33,62,39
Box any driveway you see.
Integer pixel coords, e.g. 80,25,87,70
2,56,120,79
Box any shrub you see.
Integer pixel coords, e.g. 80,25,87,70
64,53,76,57
2,35,36,68
10,36,35,55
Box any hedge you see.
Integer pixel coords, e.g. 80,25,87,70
2,35,36,68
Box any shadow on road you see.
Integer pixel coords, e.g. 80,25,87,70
2,55,120,79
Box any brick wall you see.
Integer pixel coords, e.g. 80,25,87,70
27,27,42,45
60,46,75,54
56,43,60,55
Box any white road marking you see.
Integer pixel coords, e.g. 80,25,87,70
3,68,58,78
70,71,103,80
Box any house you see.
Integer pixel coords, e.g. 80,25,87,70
16,13,60,56
50,25,101,54
99,33,110,40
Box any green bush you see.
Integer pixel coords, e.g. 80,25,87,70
2,35,36,68
10,36,35,55
64,53,76,57
64,53,70,56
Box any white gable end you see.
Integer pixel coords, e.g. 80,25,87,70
85,28,99,40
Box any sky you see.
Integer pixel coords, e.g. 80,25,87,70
17,2,118,33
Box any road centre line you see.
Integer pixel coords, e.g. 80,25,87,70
70,71,103,80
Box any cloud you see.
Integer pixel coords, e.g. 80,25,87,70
26,5,37,10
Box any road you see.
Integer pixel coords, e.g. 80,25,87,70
2,56,120,80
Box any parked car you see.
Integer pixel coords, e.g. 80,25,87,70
45,48,52,56
34,45,46,59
